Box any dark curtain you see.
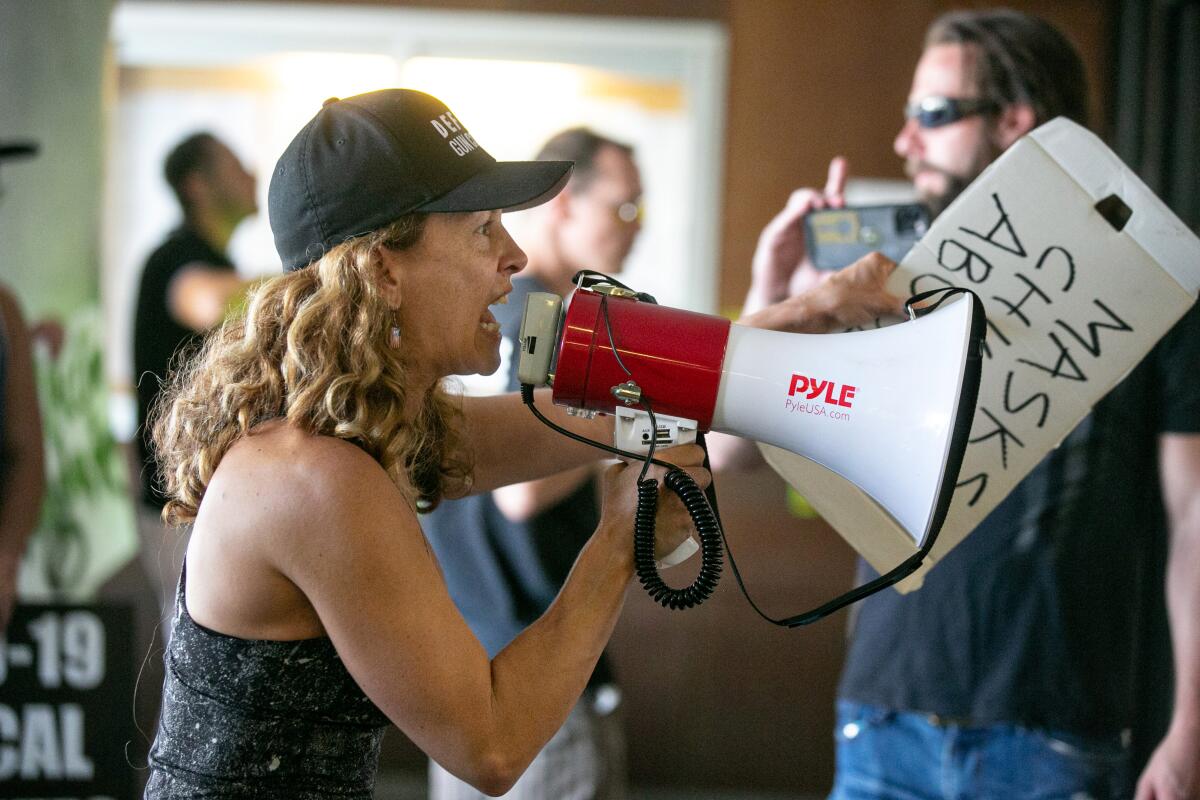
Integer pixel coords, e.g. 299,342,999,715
1109,0,1200,773
1111,0,1200,229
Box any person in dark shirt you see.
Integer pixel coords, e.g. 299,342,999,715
748,9,1200,800
423,128,643,800
132,131,257,618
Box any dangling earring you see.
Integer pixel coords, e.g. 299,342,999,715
388,310,402,350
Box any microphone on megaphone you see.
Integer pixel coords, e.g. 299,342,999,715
517,271,985,626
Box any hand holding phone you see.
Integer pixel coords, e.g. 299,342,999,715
804,203,930,271
746,158,849,313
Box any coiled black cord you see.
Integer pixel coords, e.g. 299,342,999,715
633,469,724,609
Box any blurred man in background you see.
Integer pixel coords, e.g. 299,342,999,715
132,131,257,622
423,127,642,800
750,9,1199,799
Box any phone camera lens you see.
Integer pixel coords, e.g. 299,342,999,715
894,205,922,233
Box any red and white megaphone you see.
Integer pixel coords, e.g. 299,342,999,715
517,275,985,622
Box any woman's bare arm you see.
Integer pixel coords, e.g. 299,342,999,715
234,434,703,794
459,389,614,494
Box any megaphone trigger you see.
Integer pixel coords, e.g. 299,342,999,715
518,380,728,610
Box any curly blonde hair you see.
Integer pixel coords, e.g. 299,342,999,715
151,214,473,525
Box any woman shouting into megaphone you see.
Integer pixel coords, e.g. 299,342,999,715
143,89,901,799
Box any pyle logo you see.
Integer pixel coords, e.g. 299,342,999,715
430,112,480,157
789,373,856,407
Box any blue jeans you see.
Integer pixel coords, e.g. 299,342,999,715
828,701,1132,800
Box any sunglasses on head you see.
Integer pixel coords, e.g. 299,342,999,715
905,96,1000,129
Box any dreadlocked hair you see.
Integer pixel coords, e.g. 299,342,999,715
151,213,473,525
926,9,1089,128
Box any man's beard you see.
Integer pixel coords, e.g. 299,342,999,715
906,161,974,220
906,136,1000,220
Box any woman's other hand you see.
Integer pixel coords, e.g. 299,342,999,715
740,251,906,335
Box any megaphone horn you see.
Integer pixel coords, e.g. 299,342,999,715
517,278,985,622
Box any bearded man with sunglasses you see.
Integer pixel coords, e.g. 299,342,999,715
747,9,1200,800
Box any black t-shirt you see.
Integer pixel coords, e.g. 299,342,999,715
838,301,1200,737
421,276,610,685
133,226,235,508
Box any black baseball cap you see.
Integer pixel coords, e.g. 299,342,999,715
269,89,572,272
0,141,38,162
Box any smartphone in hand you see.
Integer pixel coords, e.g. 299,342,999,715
805,203,930,270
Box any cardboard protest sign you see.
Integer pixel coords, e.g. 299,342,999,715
762,118,1200,591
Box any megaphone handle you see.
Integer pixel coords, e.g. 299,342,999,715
518,384,726,610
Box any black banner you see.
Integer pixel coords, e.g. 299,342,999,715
0,603,135,800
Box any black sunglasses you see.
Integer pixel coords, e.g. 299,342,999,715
905,96,1000,129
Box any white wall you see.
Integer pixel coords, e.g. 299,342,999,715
104,1,727,436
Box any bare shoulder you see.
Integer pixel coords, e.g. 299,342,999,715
187,421,416,638
204,421,403,536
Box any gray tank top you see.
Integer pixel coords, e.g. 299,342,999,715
145,566,391,798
